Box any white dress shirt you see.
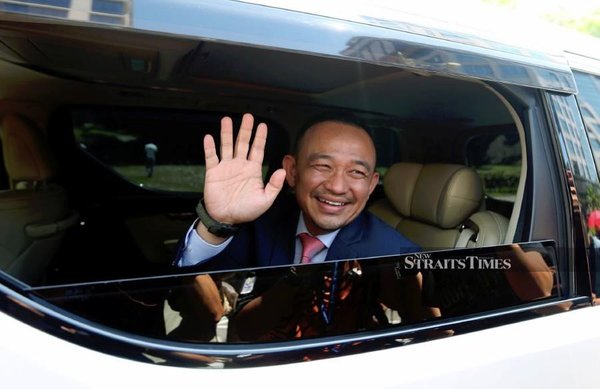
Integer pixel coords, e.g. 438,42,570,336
177,214,340,267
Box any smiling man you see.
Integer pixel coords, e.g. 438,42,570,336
176,112,418,270
173,112,423,341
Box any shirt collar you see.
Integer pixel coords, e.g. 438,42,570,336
295,212,340,248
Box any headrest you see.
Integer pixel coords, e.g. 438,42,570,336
0,114,56,186
384,163,483,228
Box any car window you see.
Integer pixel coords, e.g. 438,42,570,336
574,71,600,176
549,92,599,214
72,108,287,192
28,241,557,346
466,128,521,202
370,123,403,180
573,70,600,296
573,71,600,216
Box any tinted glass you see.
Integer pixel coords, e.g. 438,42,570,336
466,127,521,201
92,0,125,14
31,242,557,344
574,71,600,171
0,3,68,17
89,13,124,24
573,71,600,296
72,109,287,192
18,0,70,6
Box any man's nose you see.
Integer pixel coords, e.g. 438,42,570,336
323,169,349,193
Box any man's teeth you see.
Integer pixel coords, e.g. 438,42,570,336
319,198,345,206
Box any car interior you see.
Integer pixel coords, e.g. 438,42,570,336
0,19,523,291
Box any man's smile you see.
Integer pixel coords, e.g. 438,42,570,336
317,197,348,207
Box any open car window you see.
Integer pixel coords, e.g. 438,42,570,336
25,241,558,362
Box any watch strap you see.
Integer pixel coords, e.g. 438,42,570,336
196,199,239,238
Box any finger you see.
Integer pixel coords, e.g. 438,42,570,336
235,113,254,159
248,122,268,164
220,116,234,160
264,168,286,202
204,134,219,169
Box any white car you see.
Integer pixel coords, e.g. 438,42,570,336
1,1,600,387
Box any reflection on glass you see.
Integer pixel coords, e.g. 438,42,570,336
420,243,556,316
573,71,600,302
585,184,600,300
30,241,557,345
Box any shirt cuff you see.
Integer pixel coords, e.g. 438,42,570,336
177,219,233,267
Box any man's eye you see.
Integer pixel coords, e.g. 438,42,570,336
349,170,367,178
313,164,332,171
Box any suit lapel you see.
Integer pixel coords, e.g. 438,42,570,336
261,197,299,266
325,213,366,261
268,216,297,265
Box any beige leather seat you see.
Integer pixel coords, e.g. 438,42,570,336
369,162,508,250
0,114,78,284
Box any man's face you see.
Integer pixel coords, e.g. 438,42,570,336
283,121,379,235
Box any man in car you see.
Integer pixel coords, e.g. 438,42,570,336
173,112,425,341
177,112,418,269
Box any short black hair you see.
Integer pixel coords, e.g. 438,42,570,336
293,110,371,155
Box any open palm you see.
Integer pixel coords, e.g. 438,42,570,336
202,113,286,225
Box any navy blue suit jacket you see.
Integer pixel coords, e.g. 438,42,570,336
194,195,419,272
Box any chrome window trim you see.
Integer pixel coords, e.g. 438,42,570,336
566,53,600,78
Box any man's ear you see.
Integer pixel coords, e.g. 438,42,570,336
368,171,379,195
282,155,297,187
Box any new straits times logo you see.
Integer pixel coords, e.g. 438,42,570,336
400,252,512,270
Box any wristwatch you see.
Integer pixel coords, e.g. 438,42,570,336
195,199,240,238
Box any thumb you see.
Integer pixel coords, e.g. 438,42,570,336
264,168,287,201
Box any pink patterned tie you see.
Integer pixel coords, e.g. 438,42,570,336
298,233,325,264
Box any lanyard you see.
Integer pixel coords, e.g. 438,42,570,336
321,262,339,326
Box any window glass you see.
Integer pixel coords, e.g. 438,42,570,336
371,125,402,179
31,242,558,344
92,0,125,14
547,92,600,297
18,0,70,7
573,71,600,295
549,93,599,218
574,71,600,179
0,3,68,17
72,109,286,192
466,127,521,201
89,13,124,25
